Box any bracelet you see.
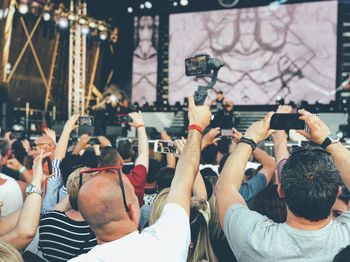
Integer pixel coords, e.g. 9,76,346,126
136,125,145,128
238,137,257,151
188,124,203,135
19,166,26,175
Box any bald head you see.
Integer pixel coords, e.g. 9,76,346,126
32,135,56,158
78,171,140,232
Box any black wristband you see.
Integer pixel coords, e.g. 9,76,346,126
238,137,257,151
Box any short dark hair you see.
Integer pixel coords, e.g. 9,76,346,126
281,147,341,222
0,138,10,157
60,154,84,186
99,147,120,167
156,167,175,192
201,145,218,165
117,140,132,160
147,159,162,183
333,245,350,262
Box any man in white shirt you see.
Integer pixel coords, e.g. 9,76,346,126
70,95,211,262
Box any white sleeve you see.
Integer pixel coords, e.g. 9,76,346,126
142,203,190,262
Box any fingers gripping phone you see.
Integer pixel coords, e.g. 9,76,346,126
43,156,52,175
116,114,132,124
153,140,179,154
79,116,94,126
270,114,305,130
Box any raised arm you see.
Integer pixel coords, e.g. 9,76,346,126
166,96,211,216
252,148,276,184
216,112,275,228
72,134,91,155
297,110,350,189
129,111,149,172
54,115,79,160
0,151,48,250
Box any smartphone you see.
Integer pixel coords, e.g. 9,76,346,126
221,129,233,137
79,116,94,126
43,156,52,175
270,114,305,130
153,140,178,154
116,114,132,124
89,136,100,145
185,54,210,76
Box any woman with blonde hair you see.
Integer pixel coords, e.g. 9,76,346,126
149,188,217,262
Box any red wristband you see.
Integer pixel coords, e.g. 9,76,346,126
136,125,145,128
188,124,203,135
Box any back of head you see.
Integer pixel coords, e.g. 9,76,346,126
0,138,10,158
78,171,139,231
117,140,132,160
156,167,175,192
60,154,84,186
0,241,23,262
281,147,341,221
99,147,120,167
201,145,218,165
333,245,350,262
188,197,217,262
252,184,287,223
66,167,93,210
147,159,162,184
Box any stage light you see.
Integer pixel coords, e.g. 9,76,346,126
140,3,145,9
79,17,87,25
81,24,89,35
180,0,188,6
173,1,178,6
89,20,96,28
127,7,133,13
145,1,152,9
67,12,76,21
58,16,69,28
19,3,28,14
98,24,106,31
43,12,51,21
99,31,108,40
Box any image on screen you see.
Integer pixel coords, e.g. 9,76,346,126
169,1,338,105
132,15,159,104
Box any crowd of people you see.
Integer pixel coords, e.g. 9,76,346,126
0,96,350,261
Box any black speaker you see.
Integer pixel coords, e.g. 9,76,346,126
106,126,123,137
165,127,184,137
78,125,95,136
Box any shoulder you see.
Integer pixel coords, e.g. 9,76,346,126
130,164,147,174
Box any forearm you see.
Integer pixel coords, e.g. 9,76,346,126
135,126,149,170
218,143,252,191
19,169,32,184
54,128,71,160
193,170,207,200
253,148,276,182
327,143,350,189
273,131,289,164
167,153,176,168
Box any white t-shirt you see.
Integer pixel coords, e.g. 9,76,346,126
0,173,23,216
69,203,190,262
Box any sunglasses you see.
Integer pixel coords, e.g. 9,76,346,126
79,166,130,213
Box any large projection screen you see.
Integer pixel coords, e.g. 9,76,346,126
169,1,338,105
132,16,159,104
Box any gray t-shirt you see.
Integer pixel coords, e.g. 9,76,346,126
224,204,350,262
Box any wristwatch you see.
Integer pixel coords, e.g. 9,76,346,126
25,184,43,197
238,137,257,151
320,133,340,149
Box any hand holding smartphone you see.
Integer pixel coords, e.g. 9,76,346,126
270,113,305,130
153,140,179,154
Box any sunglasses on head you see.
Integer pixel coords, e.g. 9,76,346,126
79,166,130,213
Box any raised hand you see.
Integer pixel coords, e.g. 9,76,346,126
44,128,57,144
98,136,112,148
188,95,211,131
297,109,330,145
202,127,220,148
129,111,145,127
244,112,275,143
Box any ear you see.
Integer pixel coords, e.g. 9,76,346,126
337,186,341,197
126,203,139,224
132,150,135,157
119,157,124,167
277,184,285,198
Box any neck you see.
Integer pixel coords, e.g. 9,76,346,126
94,220,138,245
65,209,85,221
286,208,330,231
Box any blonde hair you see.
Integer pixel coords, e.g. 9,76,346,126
149,189,217,262
0,241,23,262
149,188,170,225
188,197,217,262
66,167,97,210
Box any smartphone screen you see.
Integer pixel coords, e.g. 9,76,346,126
79,116,94,126
221,129,233,137
270,113,305,130
153,140,178,154
116,114,132,124
185,55,210,76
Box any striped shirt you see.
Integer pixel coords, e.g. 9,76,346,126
39,211,97,262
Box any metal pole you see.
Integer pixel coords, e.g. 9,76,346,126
25,102,29,133
53,106,56,122
1,102,6,131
